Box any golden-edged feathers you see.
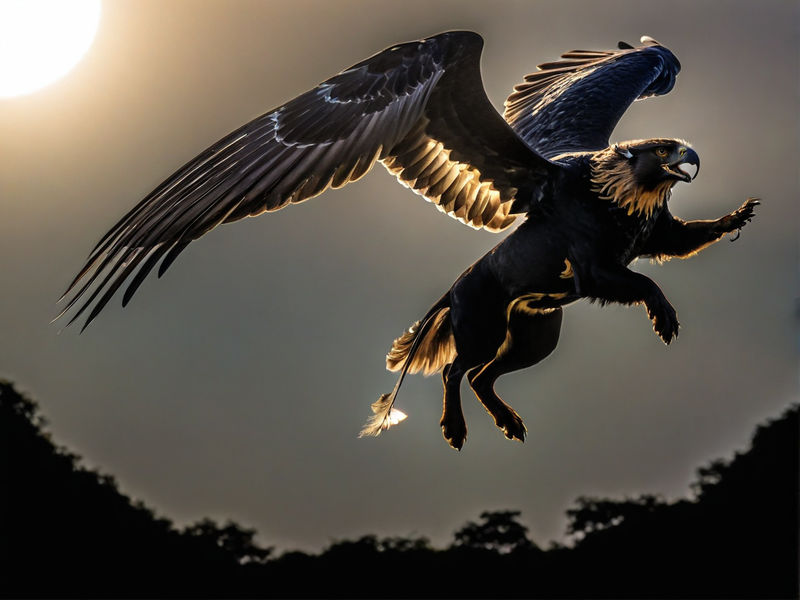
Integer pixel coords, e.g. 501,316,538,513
590,145,675,218
386,307,455,376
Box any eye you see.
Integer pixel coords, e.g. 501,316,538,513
655,147,669,158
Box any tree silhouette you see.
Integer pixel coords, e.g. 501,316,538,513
1,378,797,599
553,404,799,598
452,510,537,554
184,518,273,565
566,493,666,537
0,380,264,597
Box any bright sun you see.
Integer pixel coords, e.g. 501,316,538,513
0,0,101,98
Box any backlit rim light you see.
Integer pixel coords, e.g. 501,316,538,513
0,0,101,98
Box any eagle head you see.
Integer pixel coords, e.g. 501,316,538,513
591,138,700,217
613,138,700,185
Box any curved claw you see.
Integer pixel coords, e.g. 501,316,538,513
722,198,759,241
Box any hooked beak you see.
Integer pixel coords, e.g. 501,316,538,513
663,146,700,183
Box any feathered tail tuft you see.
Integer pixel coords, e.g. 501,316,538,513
358,394,408,437
385,324,419,370
359,293,451,438
386,307,455,375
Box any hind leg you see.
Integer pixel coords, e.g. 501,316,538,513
440,358,478,450
440,260,513,449
441,312,505,449
468,304,563,442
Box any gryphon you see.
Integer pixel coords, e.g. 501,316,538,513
59,31,758,449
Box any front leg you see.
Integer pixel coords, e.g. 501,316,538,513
574,262,679,344
641,198,759,260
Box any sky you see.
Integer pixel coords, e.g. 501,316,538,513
1,0,797,552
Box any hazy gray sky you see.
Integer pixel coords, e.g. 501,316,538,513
1,0,796,551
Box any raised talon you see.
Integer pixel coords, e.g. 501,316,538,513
720,198,759,239
733,198,759,227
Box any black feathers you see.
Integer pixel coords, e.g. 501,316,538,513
59,32,681,331
504,38,680,158
57,31,760,449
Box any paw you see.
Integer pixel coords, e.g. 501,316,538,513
440,413,467,450
647,298,679,344
493,407,527,443
721,198,760,238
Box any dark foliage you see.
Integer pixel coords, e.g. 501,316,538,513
556,406,799,598
1,380,796,598
0,381,261,598
453,509,539,554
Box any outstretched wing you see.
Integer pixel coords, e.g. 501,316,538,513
59,31,553,330
504,36,681,159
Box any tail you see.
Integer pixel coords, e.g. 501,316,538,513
359,294,454,437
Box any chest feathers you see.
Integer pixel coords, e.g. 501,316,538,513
590,152,673,219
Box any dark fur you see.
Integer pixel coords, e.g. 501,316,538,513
377,140,758,449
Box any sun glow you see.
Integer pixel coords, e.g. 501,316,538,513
0,0,101,98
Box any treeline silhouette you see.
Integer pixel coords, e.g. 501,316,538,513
1,380,797,598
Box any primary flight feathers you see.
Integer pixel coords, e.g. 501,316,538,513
58,31,680,329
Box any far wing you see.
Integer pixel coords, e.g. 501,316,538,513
59,31,553,330
504,37,681,159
